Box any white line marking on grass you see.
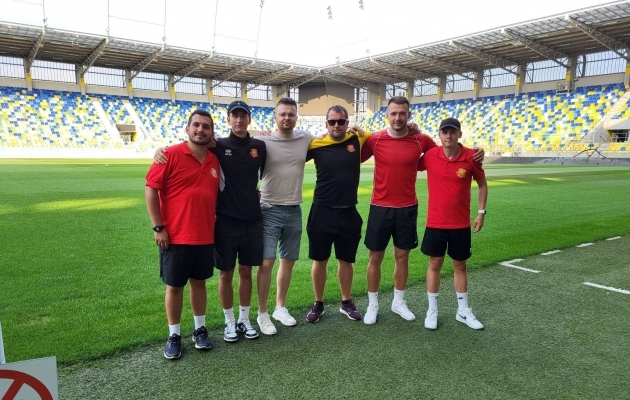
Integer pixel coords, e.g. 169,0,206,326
499,259,540,273
606,236,622,241
541,250,561,255
576,243,594,247
583,282,630,295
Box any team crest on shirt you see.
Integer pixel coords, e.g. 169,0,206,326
456,168,467,178
250,148,258,158
210,168,218,178
347,144,356,153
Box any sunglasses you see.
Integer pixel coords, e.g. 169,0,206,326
327,119,347,126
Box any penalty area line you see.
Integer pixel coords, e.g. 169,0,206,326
576,243,594,248
541,250,561,255
583,282,630,295
606,236,622,241
499,259,540,273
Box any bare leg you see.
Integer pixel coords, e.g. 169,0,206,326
165,285,184,325
426,256,445,293
276,258,296,307
453,260,468,293
393,247,410,291
238,264,252,308
367,250,385,292
312,259,328,302
257,258,275,313
188,278,207,316
218,269,234,309
338,260,354,301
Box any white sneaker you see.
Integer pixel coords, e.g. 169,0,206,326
237,318,260,340
391,300,416,321
272,307,297,326
456,308,484,330
224,320,238,342
364,303,379,325
256,312,277,335
424,308,438,330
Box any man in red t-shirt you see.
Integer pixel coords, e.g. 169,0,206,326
417,117,488,331
145,110,220,359
360,96,437,325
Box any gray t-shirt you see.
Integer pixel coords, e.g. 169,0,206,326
257,130,314,205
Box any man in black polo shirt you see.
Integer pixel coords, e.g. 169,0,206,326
154,100,267,342
305,105,366,323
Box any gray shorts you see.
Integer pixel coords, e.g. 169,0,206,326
262,204,302,260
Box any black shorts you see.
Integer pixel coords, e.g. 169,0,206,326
421,227,472,261
306,204,363,263
214,215,263,271
160,244,215,287
364,204,418,251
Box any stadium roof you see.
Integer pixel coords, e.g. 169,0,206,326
0,1,629,89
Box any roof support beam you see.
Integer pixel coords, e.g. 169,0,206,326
449,41,518,74
211,60,256,88
247,65,293,90
130,47,164,80
80,38,109,77
276,71,322,94
26,30,46,69
406,50,475,80
564,15,629,61
173,53,214,83
369,59,437,84
501,29,569,68
340,65,394,84
320,72,380,93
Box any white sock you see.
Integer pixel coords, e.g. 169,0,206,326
168,324,180,336
456,292,469,311
223,308,235,323
193,315,205,329
428,292,439,310
239,305,250,322
258,310,268,316
368,291,378,305
393,289,404,302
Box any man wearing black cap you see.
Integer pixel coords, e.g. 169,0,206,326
417,117,488,331
154,100,267,343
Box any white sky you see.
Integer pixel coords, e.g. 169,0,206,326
0,0,618,67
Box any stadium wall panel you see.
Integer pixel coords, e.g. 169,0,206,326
299,83,354,116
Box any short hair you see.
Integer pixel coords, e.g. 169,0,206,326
326,105,348,119
276,97,298,110
387,96,410,108
187,109,213,128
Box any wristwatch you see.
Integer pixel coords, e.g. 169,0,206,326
153,225,165,232
478,210,486,215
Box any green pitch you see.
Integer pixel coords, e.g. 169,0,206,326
1,159,629,398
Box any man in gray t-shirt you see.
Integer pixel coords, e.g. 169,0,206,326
255,97,314,335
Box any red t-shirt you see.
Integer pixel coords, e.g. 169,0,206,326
361,130,436,207
146,142,220,244
418,144,485,229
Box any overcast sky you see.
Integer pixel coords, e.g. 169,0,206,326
0,0,618,67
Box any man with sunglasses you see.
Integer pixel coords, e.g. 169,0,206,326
304,105,367,323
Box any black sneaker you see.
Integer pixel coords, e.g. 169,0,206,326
192,326,212,350
306,302,325,323
163,334,181,359
340,299,362,321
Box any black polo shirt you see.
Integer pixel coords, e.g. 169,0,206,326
307,133,363,207
212,131,266,221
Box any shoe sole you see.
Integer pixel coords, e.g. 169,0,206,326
192,337,212,350
223,336,239,343
391,308,416,321
339,308,361,321
456,315,484,330
259,328,277,335
306,310,324,323
238,329,260,340
163,352,181,360
272,315,297,326
424,324,437,331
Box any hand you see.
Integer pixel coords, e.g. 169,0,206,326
473,215,484,232
472,147,485,163
154,147,168,164
154,230,169,249
207,136,218,148
257,130,272,136
348,126,365,137
315,133,326,140
407,122,419,134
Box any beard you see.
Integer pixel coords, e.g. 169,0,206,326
189,134,212,146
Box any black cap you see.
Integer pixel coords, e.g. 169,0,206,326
439,117,461,131
227,100,251,114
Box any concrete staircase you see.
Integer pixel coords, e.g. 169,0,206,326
88,97,122,142
581,89,630,143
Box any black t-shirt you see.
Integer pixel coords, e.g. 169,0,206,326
212,131,266,221
307,134,362,207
